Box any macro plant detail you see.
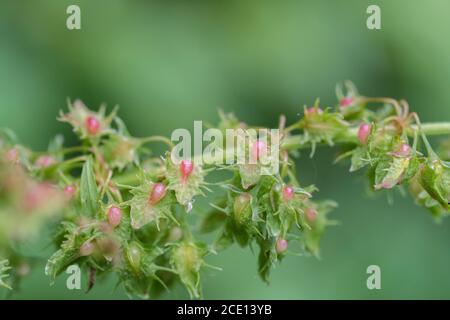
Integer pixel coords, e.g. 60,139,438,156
0,82,449,299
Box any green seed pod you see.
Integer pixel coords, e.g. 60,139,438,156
126,241,143,273
419,160,450,210
374,157,410,190
102,134,138,170
171,242,203,299
233,193,252,224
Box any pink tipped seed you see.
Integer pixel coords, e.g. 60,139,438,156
80,241,95,256
85,116,100,135
149,183,167,205
35,155,56,168
180,159,194,181
252,140,267,161
107,206,122,227
396,143,411,157
358,123,371,145
282,185,295,202
340,97,354,107
305,207,318,222
276,238,288,254
64,185,76,199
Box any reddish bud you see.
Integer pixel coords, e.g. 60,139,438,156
35,155,56,168
305,207,318,222
180,159,194,181
252,140,267,161
85,116,100,135
358,123,371,145
107,206,122,227
80,241,95,256
340,97,354,107
149,183,167,205
282,185,295,202
276,238,288,254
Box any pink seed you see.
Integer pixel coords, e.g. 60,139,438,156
107,206,122,227
396,143,411,157
64,185,76,199
282,185,295,202
149,183,167,205
80,241,95,256
252,140,267,161
85,116,100,135
180,159,194,181
358,123,371,145
35,155,56,168
305,207,318,222
276,238,288,254
340,97,354,107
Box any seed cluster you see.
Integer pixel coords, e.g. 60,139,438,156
0,82,449,297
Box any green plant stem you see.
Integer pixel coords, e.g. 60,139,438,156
282,122,450,151
114,122,450,185
139,135,174,148
409,122,450,136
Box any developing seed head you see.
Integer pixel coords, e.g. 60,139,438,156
35,155,56,168
339,97,354,107
305,107,323,116
233,193,252,224
149,183,167,205
22,182,55,212
282,185,295,202
305,207,318,222
107,205,122,227
358,123,371,145
276,238,288,254
80,241,95,256
64,185,76,199
180,159,194,181
126,242,142,272
394,143,411,157
168,226,183,242
85,115,100,135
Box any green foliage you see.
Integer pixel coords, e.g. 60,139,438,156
80,158,100,218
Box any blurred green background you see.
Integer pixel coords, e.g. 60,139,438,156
1,0,450,299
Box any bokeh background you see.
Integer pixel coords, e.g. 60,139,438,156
1,0,450,299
